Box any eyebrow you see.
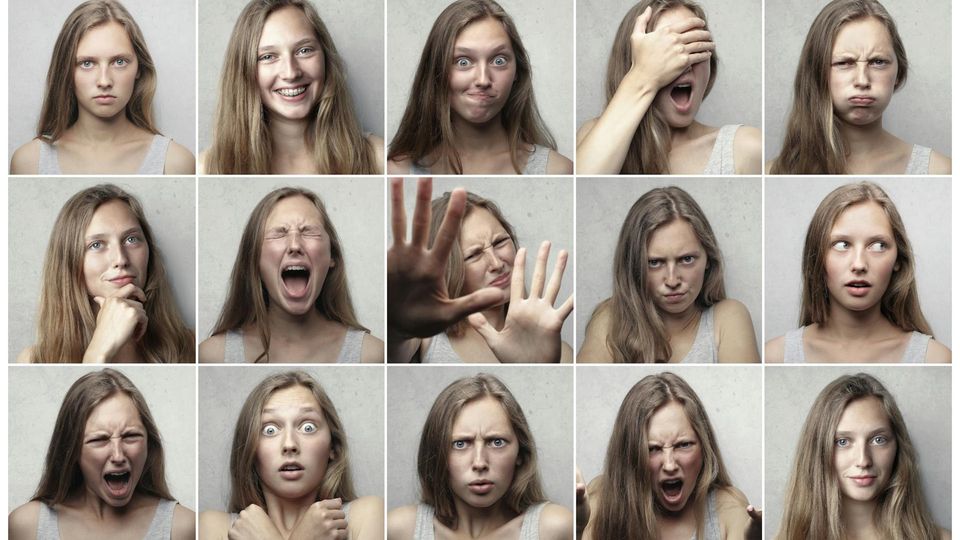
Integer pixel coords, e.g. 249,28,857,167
258,37,319,53
454,44,511,55
262,406,320,414
834,427,891,437
85,227,143,242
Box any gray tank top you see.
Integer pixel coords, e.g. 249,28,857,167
782,326,930,363
679,305,718,364
37,499,176,540
409,145,550,175
38,134,171,175
223,327,366,363
904,144,932,175
420,332,464,364
229,500,351,527
691,489,721,540
412,502,546,540
702,125,741,175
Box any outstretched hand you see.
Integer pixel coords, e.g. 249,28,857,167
467,241,573,363
628,5,714,92
745,505,762,540
387,178,507,339
83,283,148,363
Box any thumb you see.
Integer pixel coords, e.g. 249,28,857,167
93,296,105,307
635,6,652,34
468,312,498,343
448,287,507,321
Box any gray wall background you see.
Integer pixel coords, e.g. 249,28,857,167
764,178,951,347
395,178,574,347
765,366,952,537
576,365,762,507
765,0,952,161
576,0,762,137
387,365,574,510
8,0,197,157
198,0,384,151
8,177,197,361
8,366,197,510
198,366,384,511
576,178,762,354
198,177,385,341
387,0,574,160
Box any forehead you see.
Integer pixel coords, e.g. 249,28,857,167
77,20,135,54
833,17,893,52
653,6,698,32
647,400,695,438
260,5,317,45
85,393,143,430
452,396,515,432
647,218,703,254
263,384,323,411
837,396,891,430
454,17,512,49
264,195,325,226
830,201,893,236
86,199,140,233
460,208,508,241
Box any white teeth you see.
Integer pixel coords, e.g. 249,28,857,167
676,83,691,89
276,86,306,97
283,265,307,272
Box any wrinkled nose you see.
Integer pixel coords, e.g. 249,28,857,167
483,248,504,272
109,438,125,463
286,232,304,254
662,448,679,473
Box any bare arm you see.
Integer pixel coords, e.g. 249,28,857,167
764,335,785,363
733,126,762,175
360,334,385,363
577,301,614,363
546,150,573,174
347,496,384,540
10,139,40,175
172,504,197,540
538,503,574,540
929,150,951,175
164,141,197,174
715,299,760,363
386,505,417,540
925,339,951,363
8,501,41,540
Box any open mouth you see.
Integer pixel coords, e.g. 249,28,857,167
104,471,131,496
279,462,305,480
276,86,307,98
281,265,310,297
660,478,684,504
279,464,304,472
670,83,693,108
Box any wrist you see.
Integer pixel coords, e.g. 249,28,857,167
621,68,659,101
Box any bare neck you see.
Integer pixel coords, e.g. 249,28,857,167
668,120,711,145
840,497,880,539
265,305,332,341
821,300,897,341
267,115,312,165
67,110,141,144
837,117,892,155
661,305,702,339
450,497,517,538
263,489,319,537
70,488,147,521
450,114,510,154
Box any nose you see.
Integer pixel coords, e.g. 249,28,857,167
661,448,679,473
112,244,130,269
482,248,504,272
856,443,873,468
286,231,304,254
664,263,681,289
474,63,491,88
281,54,302,80
97,65,112,89
109,438,125,463
471,445,489,472
851,246,867,274
282,428,300,455
854,62,871,89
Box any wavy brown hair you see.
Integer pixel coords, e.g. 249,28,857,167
229,370,356,511
31,184,194,363
591,372,731,539
32,369,174,505
388,0,557,174
428,191,518,337
799,182,931,335
38,0,159,142
770,0,908,174
601,186,725,362
210,187,366,362
417,373,545,528
205,0,377,174
776,373,940,540
605,0,718,174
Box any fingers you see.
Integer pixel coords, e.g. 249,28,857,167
430,188,467,260
110,283,146,303
633,6,652,35
684,40,716,55
668,16,706,35
746,505,763,521
686,51,713,66
509,247,526,304
410,178,433,248
390,178,407,245
543,249,568,305
555,295,574,322
467,312,498,343
448,287,508,321
678,28,712,44
529,241,550,299
315,498,343,510
135,308,149,342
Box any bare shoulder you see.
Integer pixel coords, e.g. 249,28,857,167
939,527,952,540
925,338,951,363
734,125,762,174
348,496,384,540
16,345,35,364
714,486,751,536
172,504,196,540
546,150,573,174
10,139,41,175
9,500,42,540
538,502,573,540
714,298,752,325
198,333,226,363
387,156,413,175
764,334,785,363
386,504,418,540
198,510,231,540
164,140,196,174
578,299,613,363
361,333,385,363
560,341,573,363
576,117,599,146
198,149,209,175
366,134,385,174
929,150,951,175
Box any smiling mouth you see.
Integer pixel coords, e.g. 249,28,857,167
281,265,310,297
276,86,307,98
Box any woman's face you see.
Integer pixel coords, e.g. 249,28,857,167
459,208,516,299
447,17,517,125
73,21,139,121
645,219,707,317
256,385,333,500
646,400,703,513
259,195,334,317
833,396,897,503
652,7,711,128
83,199,150,300
79,392,148,507
257,6,325,122
829,17,898,126
447,396,519,509
824,201,898,314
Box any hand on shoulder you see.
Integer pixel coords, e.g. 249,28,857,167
538,502,573,540
199,333,227,363
386,504,418,540
733,125,762,174
165,140,196,174
10,139,41,175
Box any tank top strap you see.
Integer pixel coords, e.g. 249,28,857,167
680,306,718,363
421,332,464,364
900,331,931,363
36,502,60,540
38,140,62,175
782,327,806,363
137,135,171,175
224,328,246,363
144,499,176,540
702,124,741,175
522,145,550,175
336,328,367,363
519,502,547,540
413,503,436,540
904,144,932,175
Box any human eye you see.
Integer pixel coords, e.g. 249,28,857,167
266,228,287,240
124,234,142,245
452,440,468,450
258,52,277,63
114,58,130,67
492,55,509,67
676,440,696,450
300,421,318,434
464,249,481,262
831,240,850,251
86,436,109,446
493,236,511,248
647,259,663,268
261,424,279,437
297,46,316,56
869,57,891,68
122,431,144,441
647,445,662,454
78,59,95,69
834,437,850,448
680,255,696,265
454,57,472,69
87,240,104,251
867,241,887,252
489,438,507,448
871,435,889,445
832,58,854,69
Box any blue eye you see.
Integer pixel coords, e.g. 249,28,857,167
297,47,315,55
300,422,318,434
258,53,276,63
648,259,663,268
453,440,467,449
871,435,889,445
115,58,128,67
88,240,103,251
262,424,279,437
455,57,471,68
867,241,887,252
80,60,94,69
493,55,508,67
490,438,506,448
832,240,850,251
680,255,695,264
835,437,849,448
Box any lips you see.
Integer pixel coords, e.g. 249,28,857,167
108,274,136,286
488,271,511,288
274,85,310,102
844,280,871,297
103,470,132,498
465,92,497,103
848,95,876,106
279,461,305,480
281,264,311,299
660,478,684,506
663,291,687,304
848,474,877,487
94,94,117,104
468,479,495,495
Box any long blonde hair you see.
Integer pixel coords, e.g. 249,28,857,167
777,373,939,540
603,187,725,362
417,373,545,528
229,371,356,511
210,187,366,363
388,0,557,174
770,0,908,174
592,372,731,539
799,182,931,335
32,185,194,363
605,0,718,174
38,0,159,141
205,0,377,174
